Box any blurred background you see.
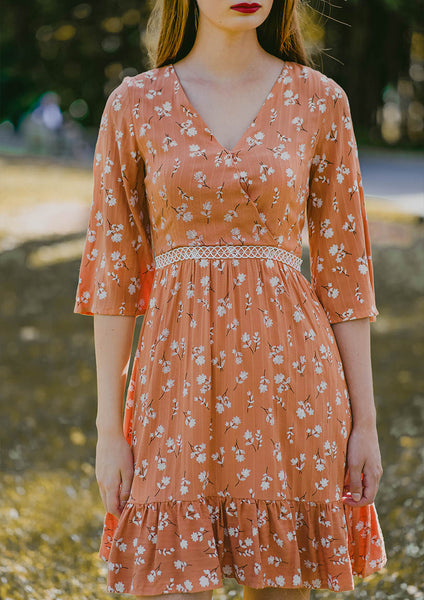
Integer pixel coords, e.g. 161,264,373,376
0,1,423,599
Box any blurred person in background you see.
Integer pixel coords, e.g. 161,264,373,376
19,91,63,155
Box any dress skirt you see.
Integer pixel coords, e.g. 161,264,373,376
74,60,387,593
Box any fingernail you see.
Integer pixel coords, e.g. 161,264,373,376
352,493,361,501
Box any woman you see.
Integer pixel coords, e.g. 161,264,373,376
74,0,387,597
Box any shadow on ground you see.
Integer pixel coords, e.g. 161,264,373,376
0,203,423,599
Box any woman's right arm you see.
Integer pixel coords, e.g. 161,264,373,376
93,314,136,519
73,81,155,515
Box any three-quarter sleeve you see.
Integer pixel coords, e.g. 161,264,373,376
74,79,155,316
306,79,379,325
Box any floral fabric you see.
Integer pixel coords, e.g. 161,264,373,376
74,60,386,594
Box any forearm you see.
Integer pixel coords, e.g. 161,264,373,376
331,317,377,429
93,315,136,435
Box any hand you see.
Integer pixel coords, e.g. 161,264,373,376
342,424,383,507
95,431,134,519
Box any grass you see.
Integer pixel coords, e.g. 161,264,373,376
0,155,423,599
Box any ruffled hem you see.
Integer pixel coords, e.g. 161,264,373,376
99,495,387,594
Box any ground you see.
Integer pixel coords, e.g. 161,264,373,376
0,154,423,600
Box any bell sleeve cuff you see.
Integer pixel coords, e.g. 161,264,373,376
73,79,156,316
306,79,379,325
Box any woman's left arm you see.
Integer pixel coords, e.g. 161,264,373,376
331,317,383,507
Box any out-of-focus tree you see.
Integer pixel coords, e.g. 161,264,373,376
1,1,151,130
314,0,424,146
1,0,423,147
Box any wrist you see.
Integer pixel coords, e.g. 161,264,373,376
351,416,377,431
96,420,124,438
350,399,376,430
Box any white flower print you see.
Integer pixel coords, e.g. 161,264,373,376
74,61,385,596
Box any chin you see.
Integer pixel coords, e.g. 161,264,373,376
222,14,266,32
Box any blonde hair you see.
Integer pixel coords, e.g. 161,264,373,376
144,0,313,69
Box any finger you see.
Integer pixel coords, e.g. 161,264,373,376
342,467,350,495
348,462,363,502
96,475,107,509
119,468,133,509
361,465,381,505
105,483,121,519
98,485,107,512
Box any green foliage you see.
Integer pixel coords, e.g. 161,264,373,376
1,0,423,145
380,0,424,23
1,1,151,128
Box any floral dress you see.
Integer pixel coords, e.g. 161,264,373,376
74,60,387,595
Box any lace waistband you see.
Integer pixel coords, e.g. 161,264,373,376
154,245,302,272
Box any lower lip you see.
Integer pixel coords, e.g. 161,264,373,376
231,6,260,13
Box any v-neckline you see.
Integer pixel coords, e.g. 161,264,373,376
170,61,286,154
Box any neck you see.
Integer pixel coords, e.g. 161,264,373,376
180,16,269,82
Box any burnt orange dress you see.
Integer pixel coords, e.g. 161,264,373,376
74,60,387,594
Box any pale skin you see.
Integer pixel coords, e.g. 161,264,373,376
94,1,383,599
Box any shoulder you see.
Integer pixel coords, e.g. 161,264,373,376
111,66,173,102
285,60,347,101
288,61,352,128
102,65,174,119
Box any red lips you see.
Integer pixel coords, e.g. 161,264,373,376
230,3,261,13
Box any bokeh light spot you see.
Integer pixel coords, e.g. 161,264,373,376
54,24,76,42
101,17,123,33
73,3,92,19
101,35,120,53
104,62,123,80
36,25,54,43
69,98,89,120
122,9,141,26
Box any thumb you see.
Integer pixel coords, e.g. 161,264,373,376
349,465,363,502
